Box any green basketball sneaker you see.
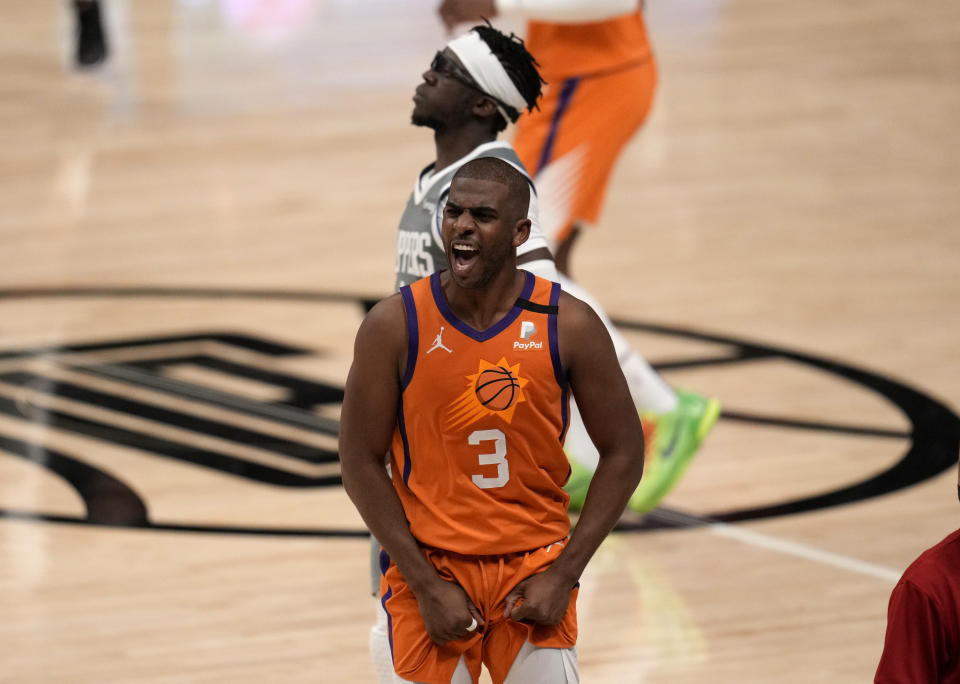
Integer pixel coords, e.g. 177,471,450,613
564,457,594,512
564,389,720,514
627,389,721,513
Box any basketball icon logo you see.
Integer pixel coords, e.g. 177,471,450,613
475,366,520,411
447,356,529,428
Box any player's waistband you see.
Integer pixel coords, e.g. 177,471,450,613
543,54,654,83
418,538,568,562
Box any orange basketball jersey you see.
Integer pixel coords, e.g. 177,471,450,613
391,271,571,556
525,8,652,80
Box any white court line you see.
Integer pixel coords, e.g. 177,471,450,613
648,507,903,582
708,522,902,583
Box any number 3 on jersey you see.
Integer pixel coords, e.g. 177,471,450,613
469,429,509,489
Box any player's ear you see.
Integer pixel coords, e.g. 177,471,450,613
513,218,531,247
473,96,499,120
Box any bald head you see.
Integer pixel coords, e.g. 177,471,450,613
452,157,530,222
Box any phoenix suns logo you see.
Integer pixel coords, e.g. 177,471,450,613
447,357,528,428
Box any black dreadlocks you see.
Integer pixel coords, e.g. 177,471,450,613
473,21,546,133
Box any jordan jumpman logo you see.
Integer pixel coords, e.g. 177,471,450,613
427,326,453,354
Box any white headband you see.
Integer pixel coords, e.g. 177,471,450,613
447,30,528,123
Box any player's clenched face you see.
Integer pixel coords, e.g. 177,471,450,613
442,177,529,290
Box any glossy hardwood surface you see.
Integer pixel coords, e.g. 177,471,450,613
1,1,958,682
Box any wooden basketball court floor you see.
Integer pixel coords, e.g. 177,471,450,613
1,1,958,681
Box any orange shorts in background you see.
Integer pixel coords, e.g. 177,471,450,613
513,58,658,245
379,541,578,684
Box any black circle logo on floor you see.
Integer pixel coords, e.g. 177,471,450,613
0,287,956,536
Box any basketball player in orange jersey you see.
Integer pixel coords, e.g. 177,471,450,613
439,0,654,277
372,23,690,683
341,157,645,683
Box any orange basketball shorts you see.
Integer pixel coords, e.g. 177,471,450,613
378,541,578,684
513,57,658,245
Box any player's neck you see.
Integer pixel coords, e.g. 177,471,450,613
441,267,525,331
433,126,498,172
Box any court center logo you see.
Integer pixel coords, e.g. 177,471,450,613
0,286,956,537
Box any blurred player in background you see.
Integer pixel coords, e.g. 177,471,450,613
398,20,718,518
439,0,654,278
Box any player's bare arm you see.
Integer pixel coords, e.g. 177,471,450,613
438,0,639,30
339,296,484,644
504,291,645,623
438,0,496,31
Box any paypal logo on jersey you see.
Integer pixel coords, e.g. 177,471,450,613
514,321,543,350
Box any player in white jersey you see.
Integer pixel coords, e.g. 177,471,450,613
369,23,719,683
399,23,719,512
395,140,545,291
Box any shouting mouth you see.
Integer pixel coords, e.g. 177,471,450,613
451,242,479,277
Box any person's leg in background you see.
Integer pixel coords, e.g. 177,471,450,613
73,0,108,67
515,63,720,513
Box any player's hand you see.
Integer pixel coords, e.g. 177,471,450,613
416,578,485,645
503,570,572,625
437,0,498,32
